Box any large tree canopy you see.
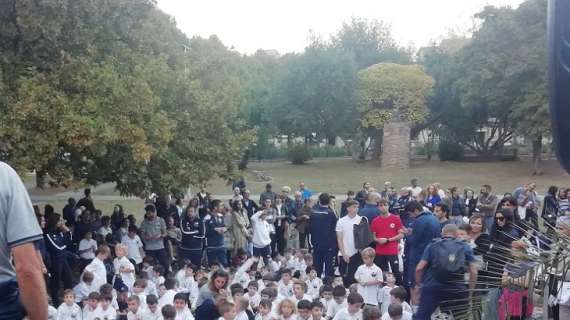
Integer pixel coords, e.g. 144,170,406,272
0,0,253,195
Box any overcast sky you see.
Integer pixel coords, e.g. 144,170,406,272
156,0,524,54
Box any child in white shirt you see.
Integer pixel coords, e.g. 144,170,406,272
93,294,117,320
142,294,161,320
73,271,94,304
122,225,145,268
387,287,412,314
277,269,294,298
234,297,250,320
327,286,348,319
82,292,100,320
333,292,364,320
78,231,97,263
305,266,323,299
354,248,383,306
174,293,195,320
247,281,262,310
381,303,412,320
132,279,148,310
379,273,398,314
319,285,334,315
57,290,82,320
255,299,276,320
114,244,136,292
127,295,145,320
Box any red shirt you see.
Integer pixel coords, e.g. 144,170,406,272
370,214,403,255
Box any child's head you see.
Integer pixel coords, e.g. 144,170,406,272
128,225,137,237
127,295,140,312
360,248,376,266
161,305,176,320
388,303,403,320
247,280,258,295
95,245,111,260
281,268,292,283
293,280,307,298
235,296,249,313
311,301,324,320
82,270,94,285
333,276,343,287
304,255,313,267
389,286,407,304
297,299,312,320
284,248,294,260
230,284,245,300
457,224,471,241
158,284,167,297
384,272,396,286
362,305,381,320
154,265,165,277
184,263,196,277
63,289,75,305
115,243,127,258
102,216,111,227
306,266,317,279
346,293,364,315
260,287,277,301
164,278,176,291
173,293,188,311
258,299,272,316
84,231,93,240
219,301,236,320
320,284,333,300
332,285,347,304
146,294,159,313
87,292,100,309
278,298,296,317
133,279,147,294
100,294,112,310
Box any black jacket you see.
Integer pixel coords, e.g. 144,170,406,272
180,215,205,250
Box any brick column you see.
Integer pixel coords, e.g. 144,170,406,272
381,122,411,169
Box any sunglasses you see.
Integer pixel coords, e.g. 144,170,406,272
495,216,505,221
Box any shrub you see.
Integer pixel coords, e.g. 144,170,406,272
438,140,464,161
309,145,349,158
287,144,312,164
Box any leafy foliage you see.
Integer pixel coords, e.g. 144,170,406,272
287,144,312,165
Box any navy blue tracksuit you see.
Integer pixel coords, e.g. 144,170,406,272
204,213,227,267
308,205,338,277
179,215,205,266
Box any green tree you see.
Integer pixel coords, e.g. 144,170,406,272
357,63,434,160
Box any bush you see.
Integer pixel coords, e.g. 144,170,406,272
287,144,312,164
309,145,349,158
438,140,464,161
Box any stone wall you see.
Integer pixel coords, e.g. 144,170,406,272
382,122,411,169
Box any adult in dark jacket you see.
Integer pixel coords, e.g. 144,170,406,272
542,186,559,226
44,214,74,305
359,193,381,224
402,201,440,304
308,193,338,277
179,206,205,267
259,183,277,205
242,190,259,219
443,187,466,225
356,182,372,208
76,188,96,213
204,200,227,267
463,188,478,217
62,198,77,227
110,204,125,231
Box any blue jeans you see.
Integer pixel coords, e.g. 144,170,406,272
207,247,228,267
413,284,468,320
483,288,500,320
485,216,495,234
313,248,336,277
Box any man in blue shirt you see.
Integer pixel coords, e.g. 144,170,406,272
413,224,477,320
402,201,440,299
308,193,338,277
298,181,313,201
358,193,381,224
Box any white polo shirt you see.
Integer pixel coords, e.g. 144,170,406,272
335,214,362,257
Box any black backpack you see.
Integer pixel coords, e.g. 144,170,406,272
354,216,374,250
429,238,467,283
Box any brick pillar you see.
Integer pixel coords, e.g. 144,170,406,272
381,122,411,169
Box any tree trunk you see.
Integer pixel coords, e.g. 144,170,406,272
532,135,543,175
372,129,383,161
238,149,250,170
36,170,46,189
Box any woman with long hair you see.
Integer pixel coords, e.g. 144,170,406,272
425,184,441,210
231,200,251,256
44,213,74,305
195,269,230,308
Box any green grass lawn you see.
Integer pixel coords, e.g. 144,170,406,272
31,158,569,219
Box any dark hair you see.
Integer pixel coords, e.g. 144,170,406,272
318,193,331,206
332,285,346,297
100,294,113,302
297,299,312,310
88,292,101,300
362,305,381,320
146,294,158,305
458,224,472,233
101,215,110,225
164,278,176,290
311,300,324,310
84,188,91,196
45,213,61,232
281,268,292,276
209,269,230,292
548,186,559,196
247,280,258,290
161,305,176,318
128,225,138,233
173,292,188,303
434,203,449,219
211,199,222,210
260,288,277,299
347,190,355,196
321,284,333,294
144,204,156,213
347,292,364,304
230,284,245,296
259,298,272,309
154,265,165,276
405,201,423,213
388,303,403,317
469,213,486,231
390,286,407,302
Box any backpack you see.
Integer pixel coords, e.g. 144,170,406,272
429,238,467,283
354,216,374,250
